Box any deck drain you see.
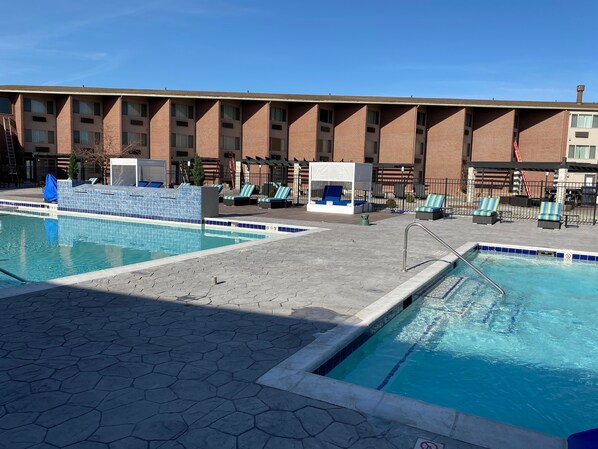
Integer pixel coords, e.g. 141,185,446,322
414,438,444,449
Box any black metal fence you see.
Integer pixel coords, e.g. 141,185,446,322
237,174,598,225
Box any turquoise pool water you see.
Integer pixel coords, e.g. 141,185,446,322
327,252,598,437
0,212,267,288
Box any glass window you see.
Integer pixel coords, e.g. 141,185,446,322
571,114,596,129
367,110,379,125
24,128,54,144
221,104,240,121
0,97,11,114
417,111,426,126
270,107,287,122
270,137,286,152
171,133,194,148
568,145,596,159
465,113,473,127
122,101,147,117
221,135,241,151
171,103,194,119
365,140,378,154
319,108,333,124
74,130,101,145
73,99,100,116
317,139,332,153
123,132,148,146
24,98,54,114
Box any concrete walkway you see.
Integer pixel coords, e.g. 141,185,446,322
0,200,596,448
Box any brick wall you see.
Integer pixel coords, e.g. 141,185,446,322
56,95,72,154
242,101,269,158
379,105,417,163
471,108,515,161
149,98,171,183
334,104,367,162
102,97,122,156
426,107,466,179
288,103,317,161
196,100,220,159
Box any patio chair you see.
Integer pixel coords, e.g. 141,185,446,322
88,177,99,185
415,194,445,220
137,180,149,187
472,197,500,225
537,201,562,229
414,184,427,199
147,181,163,188
178,182,190,187
223,183,257,206
314,185,343,204
394,184,406,199
258,186,292,209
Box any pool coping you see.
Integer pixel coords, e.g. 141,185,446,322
0,207,325,301
257,241,567,449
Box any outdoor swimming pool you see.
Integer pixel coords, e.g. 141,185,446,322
326,251,598,438
0,211,268,288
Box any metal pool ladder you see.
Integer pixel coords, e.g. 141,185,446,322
0,267,27,283
402,222,505,296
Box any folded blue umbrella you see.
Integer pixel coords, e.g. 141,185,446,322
43,174,58,202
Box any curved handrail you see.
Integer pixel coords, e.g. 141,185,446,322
403,222,505,296
0,267,27,283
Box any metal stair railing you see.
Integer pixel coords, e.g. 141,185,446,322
2,116,17,175
402,222,505,295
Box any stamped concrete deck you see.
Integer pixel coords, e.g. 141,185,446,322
0,189,596,448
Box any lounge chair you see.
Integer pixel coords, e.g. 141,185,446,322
223,183,257,206
537,201,562,229
258,186,292,209
472,197,499,225
315,185,343,204
88,177,99,185
415,194,445,220
414,184,427,199
211,184,223,193
147,181,163,188
178,182,190,187
138,180,149,187
395,184,406,199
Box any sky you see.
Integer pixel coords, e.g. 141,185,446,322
1,0,597,102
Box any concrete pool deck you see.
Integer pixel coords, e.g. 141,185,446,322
0,190,596,448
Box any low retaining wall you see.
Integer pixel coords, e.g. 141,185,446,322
57,181,218,223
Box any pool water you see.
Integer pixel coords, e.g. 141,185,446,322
0,212,267,288
327,252,598,437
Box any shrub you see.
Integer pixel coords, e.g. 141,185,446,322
406,193,415,203
386,198,397,209
68,151,78,180
191,155,205,186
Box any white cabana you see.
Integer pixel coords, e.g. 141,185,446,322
307,162,372,214
110,158,167,187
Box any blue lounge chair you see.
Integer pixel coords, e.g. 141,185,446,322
415,194,445,220
315,185,343,204
538,201,562,229
223,183,257,206
138,180,149,187
178,182,190,187
147,181,163,188
258,186,292,209
211,184,223,193
472,197,499,225
88,177,99,185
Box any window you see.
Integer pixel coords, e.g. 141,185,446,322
271,123,282,131
465,113,473,127
568,145,596,159
367,126,376,133
221,104,240,121
367,110,379,125
73,99,101,116
317,139,332,153
416,111,426,127
74,130,101,145
32,116,47,122
80,117,94,124
24,98,54,115
270,137,286,153
130,119,144,126
122,101,147,117
221,135,241,151
171,133,194,148
0,97,11,114
176,120,189,127
24,129,54,144
270,106,287,122
122,132,148,146
571,114,598,129
171,103,194,119
319,108,333,124
320,126,331,133
365,140,378,154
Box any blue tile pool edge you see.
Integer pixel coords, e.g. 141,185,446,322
1,200,311,235
257,241,568,449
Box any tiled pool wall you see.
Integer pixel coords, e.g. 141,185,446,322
0,199,308,234
57,181,218,223
313,243,598,377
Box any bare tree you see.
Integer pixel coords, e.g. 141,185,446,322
74,134,138,184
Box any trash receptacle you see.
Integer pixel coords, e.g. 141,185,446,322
360,214,369,226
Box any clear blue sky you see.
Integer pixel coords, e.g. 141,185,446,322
2,0,597,102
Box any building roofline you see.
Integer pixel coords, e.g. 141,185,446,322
1,85,598,111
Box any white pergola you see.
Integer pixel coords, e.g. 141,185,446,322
307,162,372,214
110,158,167,186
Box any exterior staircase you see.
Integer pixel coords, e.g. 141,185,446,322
2,116,18,182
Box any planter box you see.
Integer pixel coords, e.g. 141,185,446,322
510,195,532,207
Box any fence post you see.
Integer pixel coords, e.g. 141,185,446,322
235,161,243,192
555,168,568,207
466,167,475,203
293,163,301,205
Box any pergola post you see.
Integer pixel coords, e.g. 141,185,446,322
467,166,476,203
293,163,301,201
235,161,243,192
555,167,568,206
